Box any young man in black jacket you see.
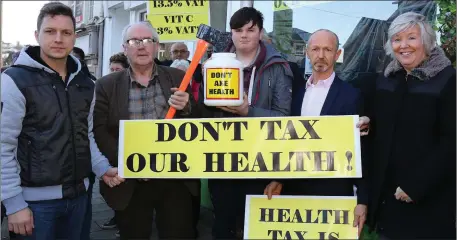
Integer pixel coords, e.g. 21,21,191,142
1,3,123,239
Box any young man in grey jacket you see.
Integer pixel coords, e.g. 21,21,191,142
1,3,123,239
198,7,293,239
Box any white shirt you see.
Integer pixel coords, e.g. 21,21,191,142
300,72,335,116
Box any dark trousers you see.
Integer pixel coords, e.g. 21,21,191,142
18,194,88,240
81,173,95,240
116,180,196,240
192,180,202,234
208,179,266,239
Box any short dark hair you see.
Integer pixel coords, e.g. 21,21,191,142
230,7,264,31
72,47,85,61
37,2,76,31
109,53,129,69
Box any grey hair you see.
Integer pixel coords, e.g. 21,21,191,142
308,29,340,50
385,12,436,58
121,21,160,44
171,42,188,51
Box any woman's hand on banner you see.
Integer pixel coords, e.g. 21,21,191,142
357,116,370,136
264,181,283,200
353,204,367,237
102,167,125,188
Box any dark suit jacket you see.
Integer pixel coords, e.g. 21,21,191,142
287,75,369,205
93,65,200,211
288,61,304,85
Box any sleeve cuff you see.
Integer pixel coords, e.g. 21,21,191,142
357,194,369,205
180,101,191,116
3,194,28,215
92,160,111,179
247,106,254,117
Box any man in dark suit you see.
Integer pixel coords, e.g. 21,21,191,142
93,22,200,239
264,29,369,237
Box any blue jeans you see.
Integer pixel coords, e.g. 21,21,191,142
19,194,88,240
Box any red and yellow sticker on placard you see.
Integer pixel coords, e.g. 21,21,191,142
205,68,240,100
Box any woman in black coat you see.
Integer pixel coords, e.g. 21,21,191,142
360,12,456,239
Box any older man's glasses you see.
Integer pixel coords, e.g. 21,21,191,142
125,38,156,47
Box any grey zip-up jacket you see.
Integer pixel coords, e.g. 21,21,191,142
1,46,111,215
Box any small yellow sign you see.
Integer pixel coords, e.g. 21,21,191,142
205,68,240,100
149,0,208,14
273,0,291,11
147,0,210,41
118,116,362,179
244,195,359,240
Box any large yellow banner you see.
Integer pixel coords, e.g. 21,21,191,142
118,116,361,178
244,195,358,240
147,0,209,41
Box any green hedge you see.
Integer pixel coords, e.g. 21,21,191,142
436,0,456,66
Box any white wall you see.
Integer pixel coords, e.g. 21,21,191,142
75,34,90,53
93,1,103,18
226,1,252,31
102,5,130,75
107,1,123,9
124,0,146,10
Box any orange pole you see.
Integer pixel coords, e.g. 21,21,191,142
165,39,209,119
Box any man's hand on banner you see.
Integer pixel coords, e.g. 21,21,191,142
353,204,367,236
169,88,190,111
102,167,125,188
357,116,370,136
264,181,283,200
217,92,249,116
395,187,413,203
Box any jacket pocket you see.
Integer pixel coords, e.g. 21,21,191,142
75,83,92,92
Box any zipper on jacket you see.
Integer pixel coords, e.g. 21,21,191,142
253,62,282,105
65,87,79,193
52,85,63,112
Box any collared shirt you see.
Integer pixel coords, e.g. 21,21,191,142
301,72,335,116
128,66,168,120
